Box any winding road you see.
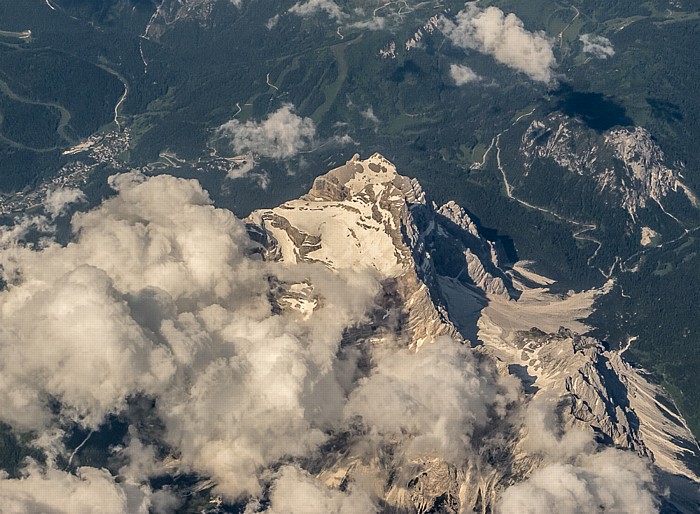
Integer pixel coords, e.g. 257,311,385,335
557,5,581,49
266,72,279,91
373,0,411,17
479,110,606,274
494,132,602,267
96,64,129,130
489,108,700,280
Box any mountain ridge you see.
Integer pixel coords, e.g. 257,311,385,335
243,153,700,512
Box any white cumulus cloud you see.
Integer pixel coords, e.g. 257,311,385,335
261,466,378,514
218,104,316,159
0,463,152,514
44,187,86,219
265,14,279,30
289,0,344,21
449,63,481,85
580,34,615,59
345,338,518,463
498,395,658,514
0,172,381,502
360,107,380,124
520,394,593,460
441,6,556,83
348,17,386,30
498,450,658,514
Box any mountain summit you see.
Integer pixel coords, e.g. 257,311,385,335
246,154,700,513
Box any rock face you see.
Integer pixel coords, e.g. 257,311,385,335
250,153,482,349
520,113,698,220
248,154,515,349
246,154,700,513
508,328,648,453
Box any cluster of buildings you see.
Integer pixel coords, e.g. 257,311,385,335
0,130,131,216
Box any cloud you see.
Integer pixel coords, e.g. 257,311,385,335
0,171,518,507
345,337,518,463
0,463,152,514
0,263,171,431
440,6,556,83
520,395,592,460
0,169,666,511
44,188,86,219
117,428,164,484
348,17,386,30
224,154,256,180
360,107,380,124
497,395,658,514
331,134,356,146
449,64,481,85
579,34,615,59
497,450,658,514
265,14,279,30
156,265,380,499
217,104,316,159
0,172,381,502
0,215,53,249
260,466,378,514
289,0,344,21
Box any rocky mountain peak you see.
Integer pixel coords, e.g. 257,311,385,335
244,155,700,512
305,153,424,204
248,154,461,347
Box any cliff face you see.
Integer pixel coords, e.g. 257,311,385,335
248,153,460,349
245,154,700,513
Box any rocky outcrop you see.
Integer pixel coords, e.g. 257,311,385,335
435,202,508,296
511,328,648,454
520,113,698,220
478,322,700,485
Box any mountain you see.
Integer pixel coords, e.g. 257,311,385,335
0,148,698,511
2,0,700,509
244,153,700,513
520,113,698,222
